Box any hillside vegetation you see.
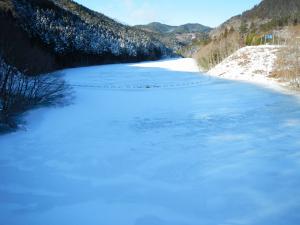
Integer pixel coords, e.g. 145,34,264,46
135,22,211,34
0,0,173,74
272,25,300,88
195,0,300,71
135,22,212,53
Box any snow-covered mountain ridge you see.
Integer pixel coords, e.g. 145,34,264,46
0,0,174,74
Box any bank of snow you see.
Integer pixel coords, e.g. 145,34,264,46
207,45,290,93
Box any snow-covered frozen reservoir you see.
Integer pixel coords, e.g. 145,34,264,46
1,58,300,225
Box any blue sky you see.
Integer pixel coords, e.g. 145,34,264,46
74,0,262,27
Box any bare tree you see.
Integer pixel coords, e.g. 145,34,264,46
196,30,240,70
272,25,300,88
0,56,71,130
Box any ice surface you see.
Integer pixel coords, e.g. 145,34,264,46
1,58,300,225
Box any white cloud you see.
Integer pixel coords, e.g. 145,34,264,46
283,119,300,127
120,0,134,9
119,0,157,24
130,3,157,22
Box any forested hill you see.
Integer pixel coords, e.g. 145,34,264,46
135,22,212,50
195,0,300,70
135,22,212,34
242,0,300,20
211,0,300,38
0,0,173,74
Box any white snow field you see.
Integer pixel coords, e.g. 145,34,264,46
208,45,285,92
1,58,300,225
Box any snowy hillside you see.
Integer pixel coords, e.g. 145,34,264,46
0,0,173,74
208,45,286,90
1,59,300,225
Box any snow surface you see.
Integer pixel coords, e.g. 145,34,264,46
207,45,290,93
1,58,300,225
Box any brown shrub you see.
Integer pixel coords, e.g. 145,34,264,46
272,25,300,88
195,31,241,70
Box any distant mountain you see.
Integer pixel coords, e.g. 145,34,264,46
0,0,173,74
135,22,212,34
134,22,212,52
174,23,213,34
135,22,176,34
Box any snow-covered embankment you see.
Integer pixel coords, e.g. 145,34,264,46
207,45,288,92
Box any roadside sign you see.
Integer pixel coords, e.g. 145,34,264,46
265,34,273,40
